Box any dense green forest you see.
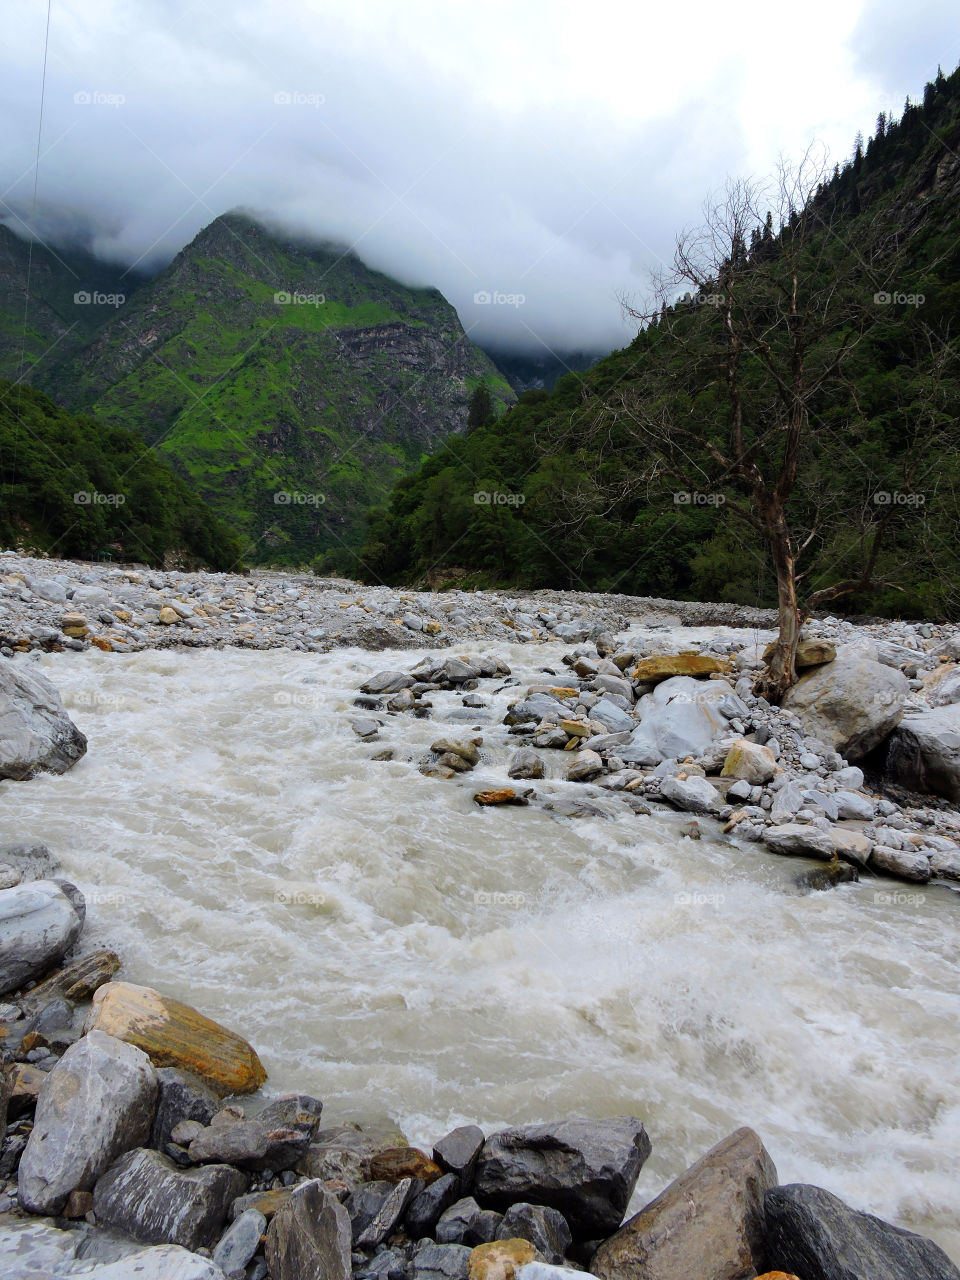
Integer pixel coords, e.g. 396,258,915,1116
333,65,960,622
0,380,243,569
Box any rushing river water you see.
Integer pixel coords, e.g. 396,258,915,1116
6,640,960,1260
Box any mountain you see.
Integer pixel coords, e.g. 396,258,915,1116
344,64,960,620
1,214,513,564
482,347,602,394
0,379,242,569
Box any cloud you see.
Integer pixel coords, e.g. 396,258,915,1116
1,0,956,354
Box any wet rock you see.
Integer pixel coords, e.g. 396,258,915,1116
762,824,836,861
18,1030,157,1214
0,880,85,996
84,980,267,1095
632,654,733,681
213,1207,267,1274
361,671,415,695
265,1178,352,1280
151,1067,219,1151
781,656,908,760
870,845,931,882
508,750,545,781
434,1124,485,1194
303,1120,408,1189
188,1118,310,1171
884,704,960,803
796,862,860,891
357,1176,422,1247
18,947,121,1013
412,1241,474,1280
764,1182,960,1280
255,1092,324,1136
432,738,482,767
497,1203,572,1264
659,775,722,814
721,739,777,784
0,840,61,882
566,750,605,782
474,1116,651,1238
85,1244,229,1279
591,1127,777,1280
230,1185,295,1221
0,660,87,779
352,717,382,740
0,1218,79,1277
94,1147,247,1250
406,1171,462,1238
469,1239,538,1280
370,1146,444,1184
474,788,531,806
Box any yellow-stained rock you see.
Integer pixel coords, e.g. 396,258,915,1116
763,638,836,669
756,1274,802,1280
473,788,529,806
632,653,732,682
158,607,179,625
547,687,580,699
721,738,778,784
84,981,266,1096
559,719,591,737
91,637,113,652
368,1146,443,1184
468,1240,537,1280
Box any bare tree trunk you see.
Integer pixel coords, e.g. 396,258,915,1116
756,508,801,703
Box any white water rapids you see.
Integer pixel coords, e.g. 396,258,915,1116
5,639,960,1260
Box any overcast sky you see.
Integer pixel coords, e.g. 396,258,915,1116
3,0,958,354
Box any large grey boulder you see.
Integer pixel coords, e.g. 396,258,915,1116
83,1245,229,1279
884,704,960,802
433,1124,486,1194
0,1218,79,1279
619,678,744,766
497,1203,572,1264
0,660,87,780
18,1030,157,1215
0,841,62,883
151,1067,219,1151
265,1178,352,1280
762,824,837,862
93,1147,246,1250
590,1127,777,1280
658,775,723,814
764,1183,960,1280
474,1116,651,1238
782,656,908,760
212,1207,266,1275
187,1117,310,1171
0,879,85,995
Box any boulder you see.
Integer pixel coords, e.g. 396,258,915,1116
0,840,61,882
0,660,87,779
588,699,635,734
590,1127,776,1280
84,981,266,1095
721,739,778,785
781,657,908,760
265,1178,352,1280
302,1119,407,1189
620,678,744,766
658,775,723,814
83,1245,228,1279
93,1147,247,1250
362,671,416,695
357,1176,423,1247
566,750,605,782
0,880,85,996
883,704,960,802
763,638,836,669
18,947,121,1013
0,1218,79,1278
187,1118,310,1171
632,654,733,682
470,1239,538,1280
255,1092,324,1136
413,1242,474,1280
508,750,545,781
831,828,873,868
434,1124,486,1193
497,1203,572,1265
762,824,836,862
870,845,931,883
151,1067,219,1150
764,1183,960,1280
407,1172,463,1238
18,1030,157,1215
213,1207,267,1275
370,1145,444,1184
474,1116,651,1238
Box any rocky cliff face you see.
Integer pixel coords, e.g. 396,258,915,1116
1,214,513,562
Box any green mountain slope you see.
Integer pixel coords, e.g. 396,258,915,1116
0,379,243,569
346,65,960,620
12,214,513,564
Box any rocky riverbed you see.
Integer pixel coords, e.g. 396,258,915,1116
2,552,960,1277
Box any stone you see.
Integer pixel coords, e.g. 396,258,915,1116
566,750,605,782
884,704,960,802
516,1266,584,1280
413,1242,474,1280
151,1067,219,1150
632,654,733,681
213,1207,267,1274
870,845,931,882
0,661,87,779
475,789,531,806
721,739,777,784
433,738,482,766
469,1239,538,1280
357,1176,422,1247
256,1092,324,1136
93,1147,247,1250
829,828,871,867
833,765,864,789
265,1178,352,1280
770,781,804,823
83,1245,229,1279
407,1171,462,1238
591,1127,777,1280
588,699,635,734
370,1146,444,1184
796,862,860,891
497,1203,571,1265
782,657,908,760
434,1124,486,1193
833,789,875,820
0,880,85,996
18,1030,157,1214
18,947,121,1012
158,607,180,624
763,638,836,669
508,750,545,781
659,775,723,814
230,1185,295,1221
303,1119,408,1189
85,981,267,1095
764,1182,960,1280
362,671,415,695
620,677,743,766
762,824,837,861
439,1196,486,1244
0,1218,79,1278
474,1116,651,1238
188,1118,310,1171
0,840,61,881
